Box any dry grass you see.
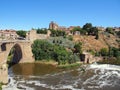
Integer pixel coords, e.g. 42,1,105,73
73,33,119,52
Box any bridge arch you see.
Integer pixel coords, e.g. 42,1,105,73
7,43,23,65
0,41,34,84
0,41,34,64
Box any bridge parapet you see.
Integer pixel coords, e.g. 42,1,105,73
0,40,31,43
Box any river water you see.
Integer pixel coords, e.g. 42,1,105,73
2,63,120,90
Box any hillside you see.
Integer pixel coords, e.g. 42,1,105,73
73,32,120,51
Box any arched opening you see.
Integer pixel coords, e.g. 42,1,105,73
7,44,22,68
1,43,6,51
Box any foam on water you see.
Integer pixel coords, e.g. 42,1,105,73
2,76,20,90
89,63,120,71
24,80,83,90
83,63,120,88
2,75,35,90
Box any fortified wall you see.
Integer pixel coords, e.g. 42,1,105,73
26,30,51,42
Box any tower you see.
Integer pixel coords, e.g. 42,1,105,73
49,21,59,30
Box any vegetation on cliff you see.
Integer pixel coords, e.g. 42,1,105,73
116,31,120,38
98,47,120,64
50,29,66,37
70,23,99,39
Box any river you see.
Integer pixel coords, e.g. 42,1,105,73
2,63,120,90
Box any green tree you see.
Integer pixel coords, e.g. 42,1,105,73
100,48,108,56
109,47,120,58
82,23,92,34
32,40,53,60
80,29,87,35
74,42,82,54
72,27,81,32
88,27,99,36
50,29,66,37
95,32,99,39
71,27,87,35
16,30,27,38
67,35,73,41
94,27,99,39
55,46,68,65
106,27,114,35
36,28,47,34
0,83,2,90
32,39,73,65
116,31,120,38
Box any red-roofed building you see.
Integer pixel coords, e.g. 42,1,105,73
0,29,18,40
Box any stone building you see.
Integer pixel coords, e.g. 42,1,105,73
96,26,105,31
49,21,81,35
73,31,81,35
80,51,102,64
113,27,120,31
80,52,94,64
49,21,59,30
0,29,18,40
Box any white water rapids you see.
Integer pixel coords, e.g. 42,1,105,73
2,63,120,90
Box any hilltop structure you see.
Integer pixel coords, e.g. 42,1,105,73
49,21,80,35
49,21,120,32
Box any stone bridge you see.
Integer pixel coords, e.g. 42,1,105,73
0,40,34,84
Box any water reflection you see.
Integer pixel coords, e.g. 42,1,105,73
11,63,63,76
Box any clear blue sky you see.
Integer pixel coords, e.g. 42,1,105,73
0,0,120,30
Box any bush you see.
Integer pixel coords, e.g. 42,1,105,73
67,35,73,41
100,48,108,56
109,47,120,58
54,46,69,65
48,37,75,49
116,31,120,38
36,28,47,34
0,83,2,90
32,39,74,65
74,42,82,54
16,30,26,38
88,49,95,55
32,40,53,60
98,57,120,65
50,29,66,37
106,27,114,35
